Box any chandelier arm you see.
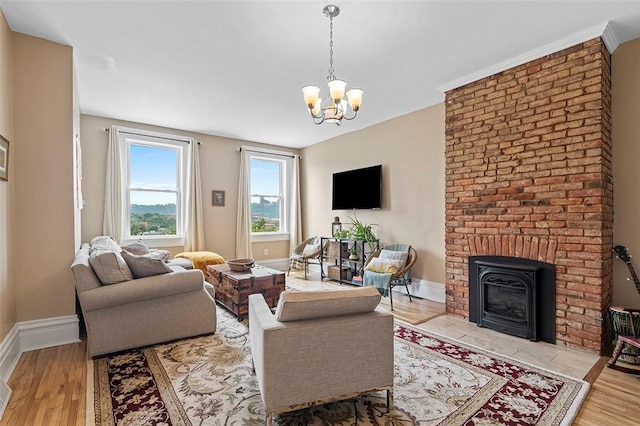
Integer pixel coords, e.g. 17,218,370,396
312,114,325,125
343,109,358,121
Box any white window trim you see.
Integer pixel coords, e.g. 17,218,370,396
244,146,294,243
118,127,190,248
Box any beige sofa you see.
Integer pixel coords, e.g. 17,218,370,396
249,286,394,425
71,237,217,357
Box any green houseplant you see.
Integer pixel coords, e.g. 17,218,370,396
347,245,360,260
348,214,378,247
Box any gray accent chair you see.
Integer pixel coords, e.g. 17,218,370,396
249,286,394,425
71,242,217,357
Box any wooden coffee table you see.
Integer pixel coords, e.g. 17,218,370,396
205,264,286,321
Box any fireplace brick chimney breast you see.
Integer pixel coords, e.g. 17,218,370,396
444,38,613,353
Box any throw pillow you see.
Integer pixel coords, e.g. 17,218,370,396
88,250,133,285
302,244,318,257
90,236,121,254
121,250,173,278
146,249,171,262
364,257,404,274
379,249,409,267
121,240,150,256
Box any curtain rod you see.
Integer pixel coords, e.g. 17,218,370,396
102,127,199,144
238,147,300,159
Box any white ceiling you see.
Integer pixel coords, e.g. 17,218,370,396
2,1,640,149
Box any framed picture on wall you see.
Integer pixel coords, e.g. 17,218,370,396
0,135,8,181
212,190,225,206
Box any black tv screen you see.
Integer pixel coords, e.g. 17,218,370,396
332,165,382,210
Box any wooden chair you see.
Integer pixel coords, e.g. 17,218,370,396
607,307,640,374
287,237,323,280
363,245,417,310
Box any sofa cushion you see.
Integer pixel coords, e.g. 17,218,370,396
122,250,173,278
89,250,133,285
121,239,150,255
167,257,193,270
275,286,381,322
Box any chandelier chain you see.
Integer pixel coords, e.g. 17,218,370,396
327,15,335,82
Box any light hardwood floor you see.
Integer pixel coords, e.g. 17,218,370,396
0,269,638,425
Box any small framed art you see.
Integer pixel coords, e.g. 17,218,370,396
212,190,225,206
0,135,8,181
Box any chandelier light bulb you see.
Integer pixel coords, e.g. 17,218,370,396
346,88,364,111
328,79,347,104
302,85,320,109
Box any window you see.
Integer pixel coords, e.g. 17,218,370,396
247,149,293,241
119,130,189,246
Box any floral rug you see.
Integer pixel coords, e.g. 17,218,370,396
87,309,589,425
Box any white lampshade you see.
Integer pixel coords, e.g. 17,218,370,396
311,98,322,116
302,85,320,108
346,88,364,111
328,79,346,103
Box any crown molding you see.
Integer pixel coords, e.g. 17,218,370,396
601,21,620,53
438,21,619,93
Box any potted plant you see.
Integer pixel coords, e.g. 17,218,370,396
348,214,378,246
347,245,360,260
334,229,350,238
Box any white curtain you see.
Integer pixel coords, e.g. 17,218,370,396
103,126,124,243
184,139,205,251
236,148,253,258
289,154,302,250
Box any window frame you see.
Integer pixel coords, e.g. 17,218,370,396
118,128,190,248
247,149,293,243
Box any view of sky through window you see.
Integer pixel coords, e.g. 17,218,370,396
251,159,280,200
130,144,177,205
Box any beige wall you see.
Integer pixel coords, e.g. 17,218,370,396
79,115,295,261
0,10,14,340
612,38,640,307
3,24,637,337
12,33,76,321
301,104,446,285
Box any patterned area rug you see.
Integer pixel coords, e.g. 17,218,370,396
87,309,589,425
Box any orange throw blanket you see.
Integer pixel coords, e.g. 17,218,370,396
174,251,225,275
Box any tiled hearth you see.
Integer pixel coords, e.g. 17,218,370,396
444,37,613,354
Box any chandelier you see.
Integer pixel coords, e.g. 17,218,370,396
302,4,363,125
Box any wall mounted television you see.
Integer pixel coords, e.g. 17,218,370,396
332,165,382,210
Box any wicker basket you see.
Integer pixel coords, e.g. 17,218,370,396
326,241,349,259
328,265,350,280
227,258,255,271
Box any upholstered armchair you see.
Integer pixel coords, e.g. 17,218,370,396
248,286,394,425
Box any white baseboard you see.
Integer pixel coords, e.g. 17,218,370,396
17,315,80,352
256,257,290,271
0,315,79,420
395,278,445,303
298,263,446,304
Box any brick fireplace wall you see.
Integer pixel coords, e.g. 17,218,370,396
444,38,613,353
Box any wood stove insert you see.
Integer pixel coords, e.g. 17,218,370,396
469,256,556,344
